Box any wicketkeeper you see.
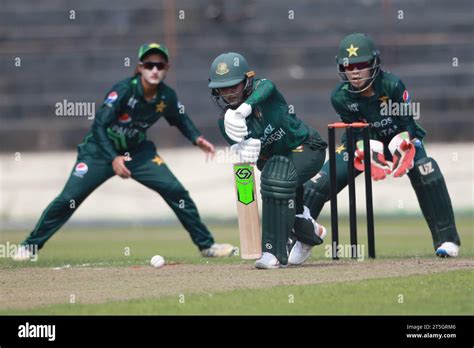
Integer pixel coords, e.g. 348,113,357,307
208,52,328,269
14,43,235,261
295,33,461,264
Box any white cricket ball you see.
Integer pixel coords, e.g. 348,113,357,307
150,255,165,268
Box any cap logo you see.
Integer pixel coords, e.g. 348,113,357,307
346,44,359,57
149,43,160,49
216,62,229,75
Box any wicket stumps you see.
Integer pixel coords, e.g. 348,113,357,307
328,122,375,260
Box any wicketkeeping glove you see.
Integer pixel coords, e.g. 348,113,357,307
354,139,392,181
230,138,261,163
388,131,416,177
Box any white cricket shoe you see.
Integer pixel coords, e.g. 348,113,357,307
12,245,34,261
200,243,237,257
289,207,327,265
255,252,284,269
435,242,459,258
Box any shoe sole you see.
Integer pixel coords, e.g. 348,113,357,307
436,249,457,258
254,262,282,269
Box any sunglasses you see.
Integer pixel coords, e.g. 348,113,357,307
141,61,168,71
344,61,371,71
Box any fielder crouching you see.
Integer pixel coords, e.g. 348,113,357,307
300,33,461,263
208,52,328,269
13,43,235,261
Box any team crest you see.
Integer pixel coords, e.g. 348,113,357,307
216,62,229,75
73,162,88,178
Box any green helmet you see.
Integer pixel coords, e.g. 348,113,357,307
336,33,381,93
208,52,255,110
336,33,379,65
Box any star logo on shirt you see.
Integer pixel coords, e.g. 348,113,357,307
379,96,389,105
156,101,166,113
346,44,359,57
335,144,346,154
152,155,164,166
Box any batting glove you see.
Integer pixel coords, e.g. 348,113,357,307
231,138,261,163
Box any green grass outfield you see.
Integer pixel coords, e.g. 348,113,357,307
0,215,472,315
4,269,472,315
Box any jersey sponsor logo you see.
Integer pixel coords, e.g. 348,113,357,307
105,91,118,104
110,124,141,138
368,117,399,137
402,90,410,103
73,162,88,178
118,113,132,124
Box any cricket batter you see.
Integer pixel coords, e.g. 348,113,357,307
14,43,235,261
208,52,328,269
294,33,461,264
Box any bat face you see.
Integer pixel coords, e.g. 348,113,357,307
233,163,262,259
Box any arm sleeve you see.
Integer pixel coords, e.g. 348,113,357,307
164,92,201,144
391,80,418,138
245,79,275,107
330,94,363,143
92,84,129,162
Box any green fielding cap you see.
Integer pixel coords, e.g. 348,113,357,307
336,33,378,65
138,43,169,62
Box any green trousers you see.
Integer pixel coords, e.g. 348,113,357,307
22,141,215,251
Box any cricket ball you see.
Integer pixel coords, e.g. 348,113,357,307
150,255,165,269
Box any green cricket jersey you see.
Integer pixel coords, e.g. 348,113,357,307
219,78,325,158
331,71,426,144
79,75,201,162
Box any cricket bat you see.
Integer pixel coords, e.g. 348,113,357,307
233,163,262,259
